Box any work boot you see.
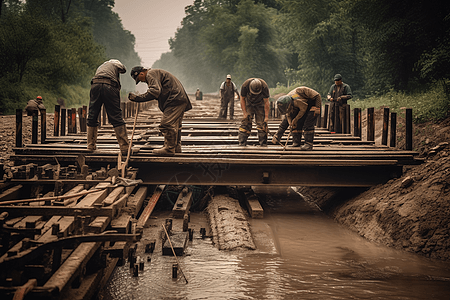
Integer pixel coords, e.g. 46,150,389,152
257,131,268,147
113,124,130,157
238,131,248,146
153,130,176,156
271,127,285,145
301,130,314,150
291,131,302,147
87,126,98,151
175,129,182,153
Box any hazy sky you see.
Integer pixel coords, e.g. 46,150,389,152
112,0,194,67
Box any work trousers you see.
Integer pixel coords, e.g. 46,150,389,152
239,103,267,146
87,83,125,128
160,103,187,144
277,110,317,137
219,96,234,119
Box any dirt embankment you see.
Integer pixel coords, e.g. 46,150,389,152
299,111,450,261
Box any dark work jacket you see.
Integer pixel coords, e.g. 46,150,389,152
134,69,192,112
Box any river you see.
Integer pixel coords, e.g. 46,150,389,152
101,186,450,300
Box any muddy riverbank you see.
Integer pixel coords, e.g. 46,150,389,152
298,114,450,261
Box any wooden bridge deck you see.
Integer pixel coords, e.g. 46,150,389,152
9,95,421,187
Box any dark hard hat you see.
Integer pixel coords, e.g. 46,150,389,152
277,95,292,115
334,74,342,81
131,66,145,84
249,78,262,95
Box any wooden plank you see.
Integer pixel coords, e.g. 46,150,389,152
53,184,85,206
87,216,111,234
0,185,22,202
172,189,193,219
244,194,264,219
125,186,148,216
136,185,165,229
162,231,188,256
110,214,131,234
102,187,124,206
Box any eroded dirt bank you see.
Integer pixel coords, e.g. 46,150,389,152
298,114,450,261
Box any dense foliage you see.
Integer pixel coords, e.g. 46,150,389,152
0,0,140,114
154,0,450,121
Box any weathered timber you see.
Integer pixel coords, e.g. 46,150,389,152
244,194,264,219
136,185,165,230
172,188,193,219
162,231,188,256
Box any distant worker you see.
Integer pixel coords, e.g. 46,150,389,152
238,78,270,146
128,67,192,156
25,96,46,116
219,74,240,120
327,74,352,133
195,88,203,100
272,86,322,150
87,59,129,156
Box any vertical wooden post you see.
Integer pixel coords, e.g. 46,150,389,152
390,112,397,147
54,105,60,137
71,108,77,134
61,108,66,136
41,109,46,143
32,110,38,144
346,105,351,134
405,108,413,150
382,107,389,146
342,106,347,134
81,106,87,132
353,108,361,138
367,107,375,141
78,108,83,132
67,109,72,134
323,104,329,129
15,109,23,148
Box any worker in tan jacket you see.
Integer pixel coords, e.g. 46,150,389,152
273,86,321,150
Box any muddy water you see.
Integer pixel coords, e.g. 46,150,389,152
101,186,450,300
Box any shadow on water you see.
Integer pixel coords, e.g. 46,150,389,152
101,186,450,300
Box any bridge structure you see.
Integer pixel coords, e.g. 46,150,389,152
9,94,421,188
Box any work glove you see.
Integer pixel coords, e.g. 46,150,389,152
128,92,138,101
290,122,297,130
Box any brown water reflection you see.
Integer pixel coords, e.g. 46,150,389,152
101,186,450,300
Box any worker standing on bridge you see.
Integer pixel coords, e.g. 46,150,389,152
272,86,321,150
128,67,192,156
87,59,129,156
238,78,270,146
219,74,240,120
327,74,352,133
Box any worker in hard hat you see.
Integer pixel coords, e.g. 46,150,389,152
128,67,192,156
238,78,270,146
273,86,322,150
87,59,129,156
219,74,239,120
25,96,46,116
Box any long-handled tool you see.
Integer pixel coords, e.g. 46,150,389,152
162,224,188,284
119,103,140,177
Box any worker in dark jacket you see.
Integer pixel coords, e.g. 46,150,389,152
25,96,46,116
238,78,270,146
87,59,129,156
128,67,192,156
273,86,321,150
327,74,352,133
